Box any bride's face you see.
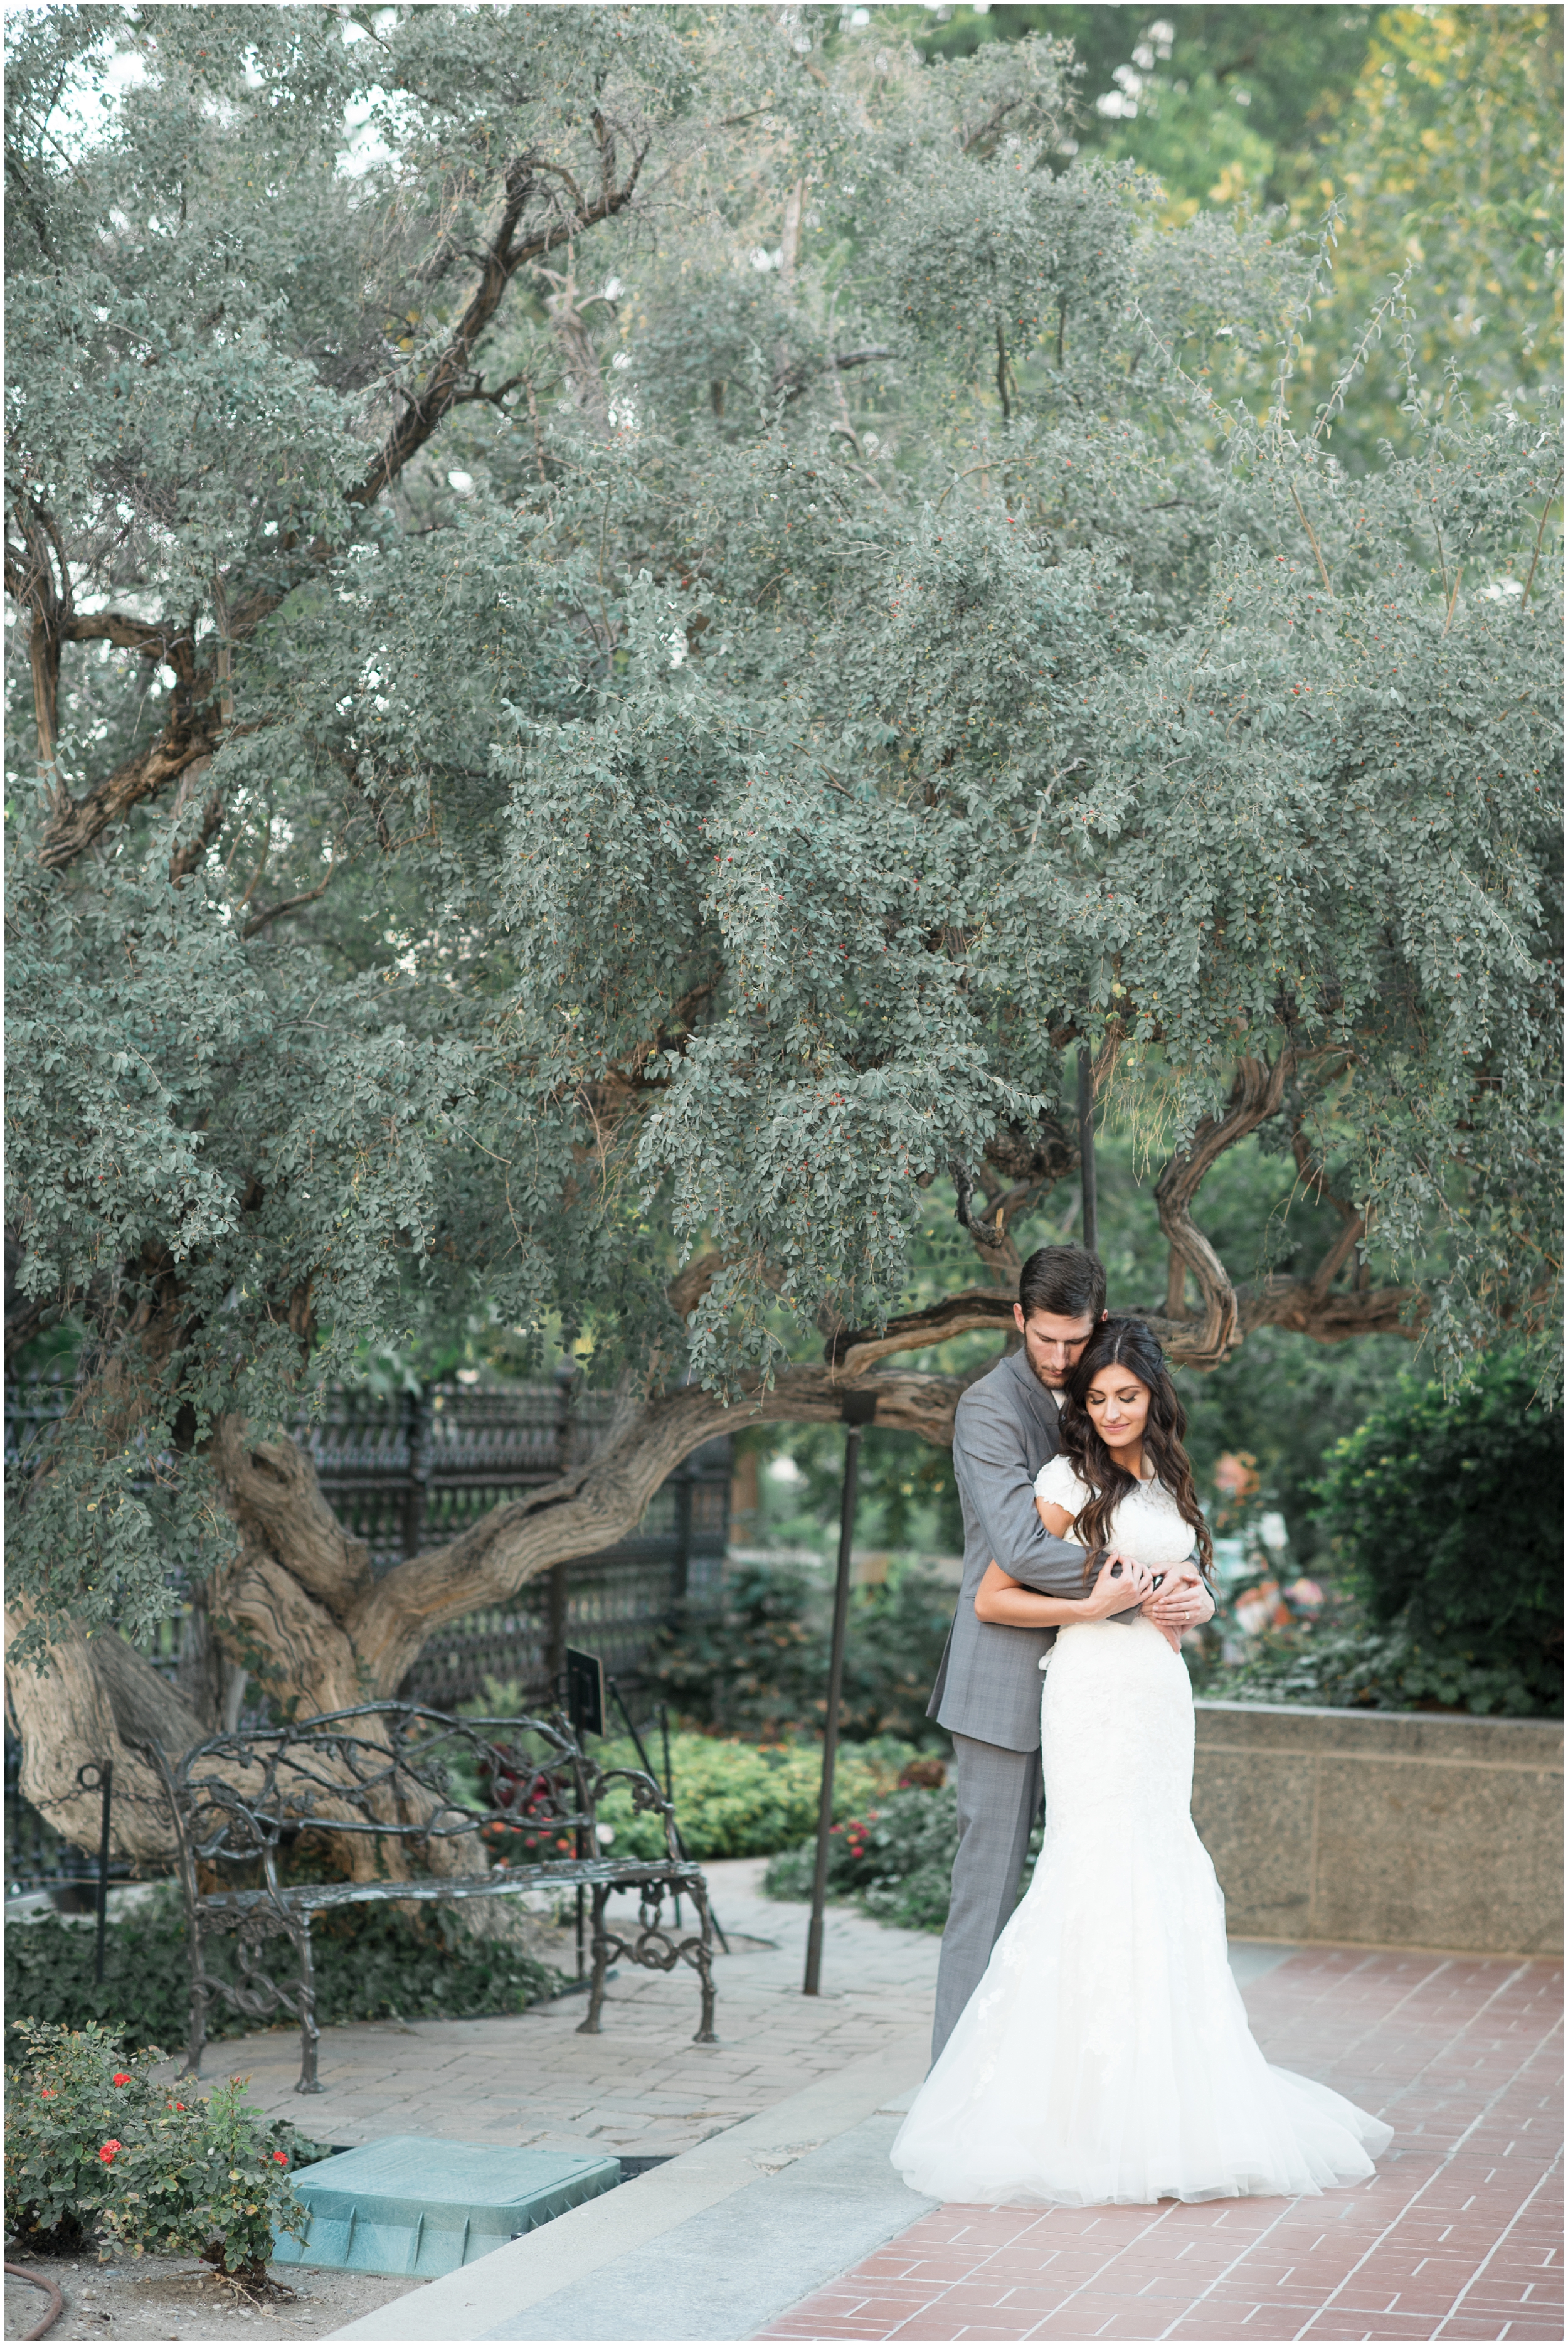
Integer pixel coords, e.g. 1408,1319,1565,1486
1083,1364,1152,1457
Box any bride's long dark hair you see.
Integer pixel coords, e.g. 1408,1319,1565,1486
1058,1319,1212,1583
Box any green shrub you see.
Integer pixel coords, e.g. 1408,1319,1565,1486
5,1890,566,2063
4,2021,307,2279
647,1561,956,1747
5,2018,150,2253
586,1731,926,1861
762,1787,958,1931
452,1695,932,1866
1313,1352,1562,1714
305,1898,564,2023
762,1781,1038,1934
1209,1609,1550,1717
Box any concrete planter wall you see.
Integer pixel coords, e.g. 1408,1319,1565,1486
1192,1700,1562,1957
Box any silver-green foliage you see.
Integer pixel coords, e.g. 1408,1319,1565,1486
6,8,1560,1647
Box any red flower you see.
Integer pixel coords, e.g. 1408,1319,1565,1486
272,2150,289,2164
39,2088,55,2100
99,2140,122,2165
112,2073,132,2086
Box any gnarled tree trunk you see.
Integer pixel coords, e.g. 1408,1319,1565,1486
5,1362,965,1871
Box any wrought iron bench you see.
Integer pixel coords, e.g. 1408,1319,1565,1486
152,1701,717,2095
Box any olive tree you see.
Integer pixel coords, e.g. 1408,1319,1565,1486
6,6,1559,1865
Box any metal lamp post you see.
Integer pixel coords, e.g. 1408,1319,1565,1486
75,1759,114,1984
1077,1044,1099,1257
803,1388,879,1997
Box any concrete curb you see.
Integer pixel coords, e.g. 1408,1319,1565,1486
326,2036,930,2341
481,2105,933,2340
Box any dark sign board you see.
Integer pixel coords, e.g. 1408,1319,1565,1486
565,1647,605,1741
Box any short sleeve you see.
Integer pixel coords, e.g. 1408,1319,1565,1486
1034,1454,1088,1513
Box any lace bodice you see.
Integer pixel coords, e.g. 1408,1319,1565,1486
1033,1453,1195,1571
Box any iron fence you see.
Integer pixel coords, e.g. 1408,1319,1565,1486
5,1372,729,1890
4,1731,134,1903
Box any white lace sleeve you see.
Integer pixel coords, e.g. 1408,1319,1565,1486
1034,1453,1087,1519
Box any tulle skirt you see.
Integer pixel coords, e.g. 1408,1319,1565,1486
891,1619,1392,2207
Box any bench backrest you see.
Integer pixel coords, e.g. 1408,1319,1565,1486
161,1701,681,1898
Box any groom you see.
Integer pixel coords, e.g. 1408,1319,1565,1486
926,1243,1215,2061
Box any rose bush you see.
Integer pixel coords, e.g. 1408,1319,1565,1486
6,2020,309,2282
4,2019,154,2253
96,2073,309,2284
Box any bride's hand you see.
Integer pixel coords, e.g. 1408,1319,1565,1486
1078,1551,1153,1619
1144,1571,1212,1639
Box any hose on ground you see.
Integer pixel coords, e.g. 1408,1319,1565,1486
5,2262,65,2340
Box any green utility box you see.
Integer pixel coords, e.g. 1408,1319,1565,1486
272,2135,621,2278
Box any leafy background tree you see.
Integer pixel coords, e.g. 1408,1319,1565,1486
918,4,1377,213
5,5,1559,1866
918,4,1562,462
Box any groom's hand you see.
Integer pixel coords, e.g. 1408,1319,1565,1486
1145,1572,1214,1637
1079,1552,1155,1618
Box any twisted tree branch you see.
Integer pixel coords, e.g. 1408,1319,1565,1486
825,1288,1016,1374
34,136,650,875
951,1159,1009,1250
10,495,73,812
1236,1278,1423,1343
344,1363,963,1693
240,866,339,940
1152,1056,1290,1368
346,142,647,513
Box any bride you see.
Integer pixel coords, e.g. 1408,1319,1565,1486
891,1317,1392,2209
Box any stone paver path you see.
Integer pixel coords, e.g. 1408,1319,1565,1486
212,1859,937,2159
758,1947,1562,2343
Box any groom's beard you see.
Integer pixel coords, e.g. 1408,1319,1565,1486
1024,1351,1067,1398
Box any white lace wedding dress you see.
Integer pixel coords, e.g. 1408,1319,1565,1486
891,1457,1393,2208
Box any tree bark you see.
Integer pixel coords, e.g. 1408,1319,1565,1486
4,1598,209,1871
539,270,612,435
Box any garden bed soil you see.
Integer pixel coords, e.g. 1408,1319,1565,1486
3,2253,419,2341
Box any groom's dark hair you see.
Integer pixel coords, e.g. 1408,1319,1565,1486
1017,1244,1106,1323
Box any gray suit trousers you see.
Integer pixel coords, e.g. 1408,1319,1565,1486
931,1730,1042,2064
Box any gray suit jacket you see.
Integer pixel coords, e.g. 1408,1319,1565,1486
928,1349,1140,1753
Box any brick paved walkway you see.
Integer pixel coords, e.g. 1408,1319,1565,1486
212,1858,936,2160
759,1950,1562,2343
